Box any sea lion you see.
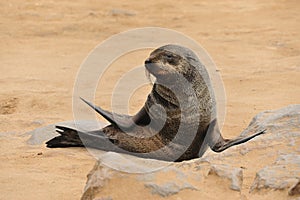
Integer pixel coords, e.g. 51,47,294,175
46,44,265,162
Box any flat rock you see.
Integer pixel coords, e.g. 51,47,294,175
250,153,300,193
81,105,300,200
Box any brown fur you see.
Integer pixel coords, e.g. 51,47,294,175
46,44,265,162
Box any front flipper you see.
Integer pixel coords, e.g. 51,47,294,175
211,129,266,152
207,119,266,153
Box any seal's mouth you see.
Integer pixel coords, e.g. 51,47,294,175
144,59,168,77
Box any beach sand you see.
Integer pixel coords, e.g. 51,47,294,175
0,0,299,199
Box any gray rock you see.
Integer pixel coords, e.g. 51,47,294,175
240,104,300,140
250,153,300,192
98,151,170,173
81,105,300,199
145,181,197,197
245,105,300,194
25,105,299,199
208,164,243,191
82,163,112,200
26,123,58,145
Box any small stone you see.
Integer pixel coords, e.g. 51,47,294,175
109,9,136,16
31,119,45,126
239,146,250,155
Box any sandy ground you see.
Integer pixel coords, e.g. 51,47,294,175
0,0,299,199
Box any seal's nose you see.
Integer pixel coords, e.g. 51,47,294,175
145,58,151,64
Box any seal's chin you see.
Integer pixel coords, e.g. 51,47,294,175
145,67,155,85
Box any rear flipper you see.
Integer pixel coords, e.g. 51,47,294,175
46,126,84,147
46,126,117,150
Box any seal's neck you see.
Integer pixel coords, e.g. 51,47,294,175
153,83,186,107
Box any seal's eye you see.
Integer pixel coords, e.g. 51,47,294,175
165,53,174,60
164,53,178,65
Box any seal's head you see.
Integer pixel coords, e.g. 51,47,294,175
144,44,215,119
145,44,201,83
